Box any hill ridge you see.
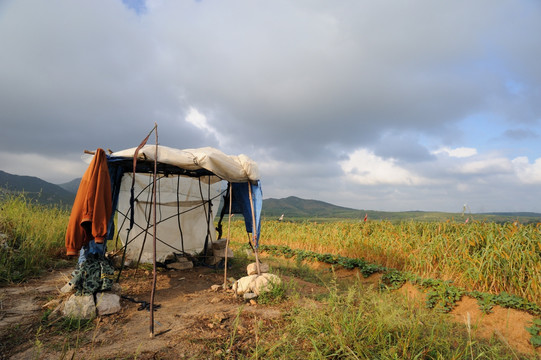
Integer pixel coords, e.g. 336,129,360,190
0,170,75,206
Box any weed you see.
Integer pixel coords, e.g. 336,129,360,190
257,277,288,305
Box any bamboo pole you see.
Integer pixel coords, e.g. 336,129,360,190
248,182,261,275
223,183,233,289
149,123,158,338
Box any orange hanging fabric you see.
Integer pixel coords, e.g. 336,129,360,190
65,148,112,255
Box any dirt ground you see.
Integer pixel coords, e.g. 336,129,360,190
1,257,540,359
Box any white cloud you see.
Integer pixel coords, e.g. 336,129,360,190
184,106,222,146
340,149,427,186
512,156,541,184
433,147,478,158
458,157,513,175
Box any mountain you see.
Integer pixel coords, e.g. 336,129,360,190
0,170,75,207
263,196,362,219
2,170,540,223
262,196,541,223
58,178,81,194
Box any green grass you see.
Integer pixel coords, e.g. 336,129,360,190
0,192,73,283
214,273,531,359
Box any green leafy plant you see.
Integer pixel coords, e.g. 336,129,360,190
379,269,408,291
526,318,541,348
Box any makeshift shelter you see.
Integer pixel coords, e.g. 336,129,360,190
105,145,262,264
65,126,263,336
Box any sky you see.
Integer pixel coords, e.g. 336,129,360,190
1,0,541,213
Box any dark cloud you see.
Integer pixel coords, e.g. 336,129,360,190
1,0,541,211
503,128,539,140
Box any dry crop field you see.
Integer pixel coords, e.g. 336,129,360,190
228,219,541,306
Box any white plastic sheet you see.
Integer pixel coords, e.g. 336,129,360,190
117,173,221,263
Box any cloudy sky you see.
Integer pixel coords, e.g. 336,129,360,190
1,0,540,213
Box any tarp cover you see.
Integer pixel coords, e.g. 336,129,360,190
111,146,259,183
117,173,221,263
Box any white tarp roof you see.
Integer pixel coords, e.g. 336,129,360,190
111,145,260,182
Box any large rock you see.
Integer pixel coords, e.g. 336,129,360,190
62,294,96,319
95,293,121,316
233,275,258,295
246,262,269,275
233,273,281,296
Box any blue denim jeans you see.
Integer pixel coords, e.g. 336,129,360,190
78,239,107,264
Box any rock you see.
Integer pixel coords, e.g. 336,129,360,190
213,247,234,258
62,294,96,319
233,275,258,295
243,292,257,300
167,260,194,270
95,293,121,316
211,284,221,292
233,273,281,296
253,273,280,295
212,238,228,250
246,262,269,275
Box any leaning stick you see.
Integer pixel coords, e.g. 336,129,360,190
223,183,233,288
149,123,158,338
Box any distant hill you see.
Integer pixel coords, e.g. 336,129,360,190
1,170,540,223
262,196,541,223
58,178,81,194
263,196,359,218
0,170,75,207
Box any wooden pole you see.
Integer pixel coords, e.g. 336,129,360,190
149,123,158,338
223,183,233,288
248,182,261,275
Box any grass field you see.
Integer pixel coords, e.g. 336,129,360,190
0,193,72,283
226,219,541,306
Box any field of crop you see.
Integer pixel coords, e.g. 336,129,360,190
227,219,541,306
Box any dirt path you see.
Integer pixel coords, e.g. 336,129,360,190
1,266,286,359
0,269,72,358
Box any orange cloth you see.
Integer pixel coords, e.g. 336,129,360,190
65,148,112,256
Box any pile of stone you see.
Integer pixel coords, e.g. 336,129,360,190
232,262,281,300
58,282,122,319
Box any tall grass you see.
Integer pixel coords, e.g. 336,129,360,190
232,281,523,359
0,193,71,283
227,219,541,305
